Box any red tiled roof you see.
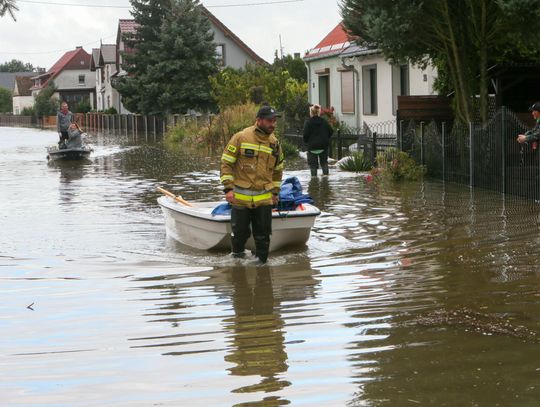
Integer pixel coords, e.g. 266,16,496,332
119,19,138,33
315,23,350,49
31,47,91,90
304,23,354,60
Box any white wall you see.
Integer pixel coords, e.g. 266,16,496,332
212,27,263,69
54,69,94,90
306,53,438,131
12,96,33,115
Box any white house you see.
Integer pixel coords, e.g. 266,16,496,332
12,75,34,114
112,8,267,114
90,44,121,112
304,23,437,131
30,46,95,110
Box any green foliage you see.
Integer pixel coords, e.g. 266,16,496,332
117,0,218,115
210,64,309,127
0,58,35,72
338,152,373,172
272,53,307,83
372,148,425,182
0,0,18,20
102,107,118,114
341,0,540,123
0,87,12,113
201,103,259,148
165,117,201,143
33,82,58,117
75,100,91,113
279,137,299,158
21,106,35,116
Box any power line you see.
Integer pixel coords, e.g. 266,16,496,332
16,0,304,8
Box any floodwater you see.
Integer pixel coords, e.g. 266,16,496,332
1,126,540,406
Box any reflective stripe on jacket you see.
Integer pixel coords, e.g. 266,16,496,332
220,125,284,207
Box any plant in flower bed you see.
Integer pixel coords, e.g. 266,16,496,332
338,152,373,172
370,148,425,181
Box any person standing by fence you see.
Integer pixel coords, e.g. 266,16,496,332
517,102,540,145
57,102,74,148
303,104,333,176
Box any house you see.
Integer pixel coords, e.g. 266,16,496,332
12,75,34,114
30,46,95,110
0,72,35,92
90,44,122,112
303,23,437,130
112,8,266,113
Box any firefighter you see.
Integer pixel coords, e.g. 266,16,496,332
220,106,285,264
517,102,540,144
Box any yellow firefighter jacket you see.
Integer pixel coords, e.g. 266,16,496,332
220,125,284,207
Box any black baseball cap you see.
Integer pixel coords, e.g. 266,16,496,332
256,105,280,119
529,102,540,112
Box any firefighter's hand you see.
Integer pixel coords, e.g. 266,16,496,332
225,190,234,203
272,194,279,205
517,134,527,144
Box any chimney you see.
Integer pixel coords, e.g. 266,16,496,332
76,46,82,49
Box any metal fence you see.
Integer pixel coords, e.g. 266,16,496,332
283,119,397,162
400,107,540,200
0,115,38,128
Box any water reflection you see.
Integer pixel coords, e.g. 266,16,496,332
307,176,333,211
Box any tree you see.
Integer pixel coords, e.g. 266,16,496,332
341,0,540,123
0,87,12,113
116,0,218,115
0,59,37,72
273,53,307,83
34,82,59,117
0,0,18,20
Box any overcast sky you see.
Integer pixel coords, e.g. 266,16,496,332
0,0,342,70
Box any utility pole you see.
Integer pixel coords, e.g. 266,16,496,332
279,35,284,59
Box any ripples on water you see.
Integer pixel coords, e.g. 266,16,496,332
1,127,540,406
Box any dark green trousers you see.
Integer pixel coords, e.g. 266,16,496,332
231,205,272,263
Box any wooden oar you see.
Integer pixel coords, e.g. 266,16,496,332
157,186,193,207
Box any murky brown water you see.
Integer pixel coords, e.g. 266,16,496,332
2,126,540,406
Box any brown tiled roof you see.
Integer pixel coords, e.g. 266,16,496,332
14,76,33,96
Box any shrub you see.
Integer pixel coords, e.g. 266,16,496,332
102,107,118,115
201,103,259,148
338,152,373,172
280,137,299,158
75,100,91,113
21,106,35,116
372,148,425,181
165,117,201,144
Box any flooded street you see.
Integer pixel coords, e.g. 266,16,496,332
2,126,540,406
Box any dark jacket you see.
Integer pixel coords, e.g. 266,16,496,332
524,119,540,142
303,116,333,150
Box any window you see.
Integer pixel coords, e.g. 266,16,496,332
79,74,85,85
340,70,355,114
318,75,330,108
362,65,377,115
215,44,225,66
392,64,409,114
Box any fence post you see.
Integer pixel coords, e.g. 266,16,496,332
372,132,377,164
399,120,404,150
337,129,342,160
469,122,474,187
420,121,425,166
501,108,506,194
442,122,446,181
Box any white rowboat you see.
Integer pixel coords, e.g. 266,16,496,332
157,196,320,252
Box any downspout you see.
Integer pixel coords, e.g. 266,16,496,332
341,56,361,131
305,60,312,104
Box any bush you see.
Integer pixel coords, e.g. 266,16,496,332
371,148,425,181
338,152,373,172
201,103,259,148
0,87,12,113
102,107,118,114
165,117,201,143
34,82,58,117
21,106,35,116
280,137,299,158
75,100,91,113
